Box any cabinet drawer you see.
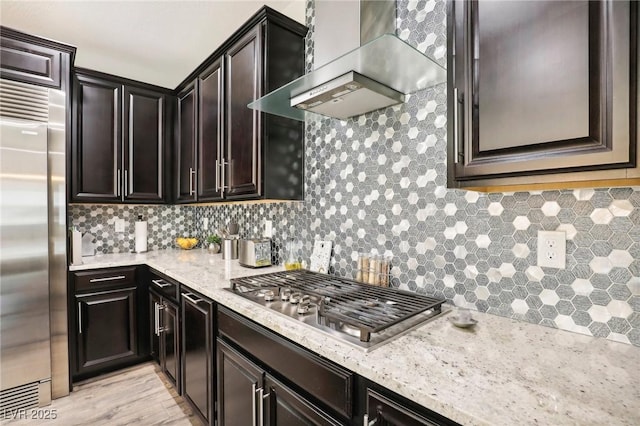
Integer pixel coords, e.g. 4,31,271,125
218,307,354,418
74,267,137,292
149,269,179,302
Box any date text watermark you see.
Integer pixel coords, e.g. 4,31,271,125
1,408,58,421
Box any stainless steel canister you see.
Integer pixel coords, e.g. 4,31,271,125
222,239,239,260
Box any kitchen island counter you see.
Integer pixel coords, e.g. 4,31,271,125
71,250,640,426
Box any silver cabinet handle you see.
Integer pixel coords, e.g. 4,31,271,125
363,414,377,425
182,292,203,305
89,275,126,283
124,169,128,197
221,159,229,191
116,169,121,197
154,302,160,336
215,159,221,192
78,302,82,334
189,168,196,195
157,303,165,334
252,383,258,426
151,279,171,288
453,87,460,164
258,387,270,426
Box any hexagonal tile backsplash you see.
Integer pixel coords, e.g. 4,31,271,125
69,0,640,347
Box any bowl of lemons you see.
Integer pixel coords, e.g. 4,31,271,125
176,237,198,250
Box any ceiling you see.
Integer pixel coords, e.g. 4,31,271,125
0,1,306,89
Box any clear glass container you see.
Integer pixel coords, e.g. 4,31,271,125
284,238,301,270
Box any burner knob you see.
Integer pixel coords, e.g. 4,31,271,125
289,292,302,304
263,290,275,301
297,295,311,314
280,288,291,301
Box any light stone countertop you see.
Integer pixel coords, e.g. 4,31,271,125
71,250,640,426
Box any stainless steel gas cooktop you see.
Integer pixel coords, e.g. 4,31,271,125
227,270,446,351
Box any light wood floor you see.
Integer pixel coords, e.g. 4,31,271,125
3,363,204,426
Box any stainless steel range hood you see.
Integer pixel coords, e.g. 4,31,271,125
249,0,446,121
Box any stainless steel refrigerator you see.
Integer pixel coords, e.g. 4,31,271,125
0,79,69,410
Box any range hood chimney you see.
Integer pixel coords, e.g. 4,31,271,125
248,0,446,121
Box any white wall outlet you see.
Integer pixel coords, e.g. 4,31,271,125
264,220,273,238
114,218,125,233
537,230,566,269
203,217,209,230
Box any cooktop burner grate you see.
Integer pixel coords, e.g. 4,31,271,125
231,270,444,342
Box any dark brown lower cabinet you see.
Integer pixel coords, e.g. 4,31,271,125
216,339,341,426
75,287,138,375
217,307,350,425
149,269,181,391
150,291,180,389
216,339,263,426
70,266,148,382
182,291,214,425
217,306,461,426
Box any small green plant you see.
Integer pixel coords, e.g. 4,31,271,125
206,235,222,245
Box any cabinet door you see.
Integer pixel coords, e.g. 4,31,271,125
123,85,165,202
263,374,343,426
449,0,636,181
181,292,213,424
225,25,262,199
71,74,122,202
0,35,61,88
198,59,224,201
76,287,137,374
176,82,197,203
161,300,180,389
216,339,263,426
149,291,161,364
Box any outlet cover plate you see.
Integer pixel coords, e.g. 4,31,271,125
537,230,566,269
115,218,125,233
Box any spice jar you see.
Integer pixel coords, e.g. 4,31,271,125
379,256,392,287
356,253,371,283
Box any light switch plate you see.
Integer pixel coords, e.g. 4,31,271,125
114,218,125,233
537,230,566,269
264,220,273,238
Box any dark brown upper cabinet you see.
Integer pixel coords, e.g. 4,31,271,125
176,82,197,203
176,60,224,204
72,73,122,202
225,26,262,199
0,26,75,90
447,0,638,187
123,85,166,202
198,59,224,202
72,69,171,203
174,7,307,203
